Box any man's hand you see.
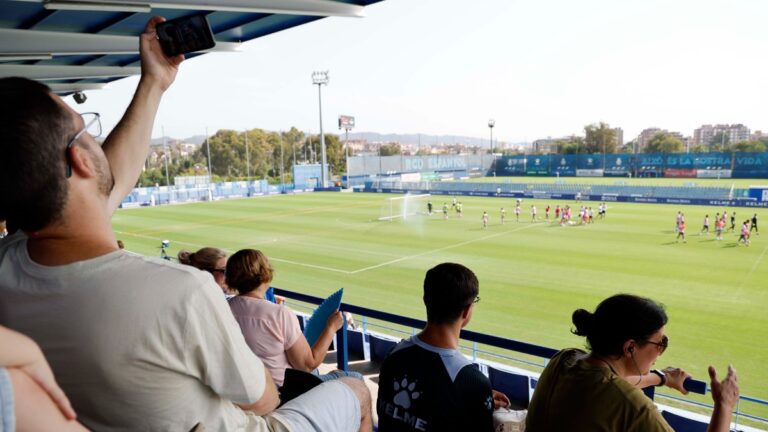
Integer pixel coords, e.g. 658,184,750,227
492,389,510,409
709,365,739,410
139,17,184,91
662,367,691,395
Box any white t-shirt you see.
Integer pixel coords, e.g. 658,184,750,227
0,233,271,431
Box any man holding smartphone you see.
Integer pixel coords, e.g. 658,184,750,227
0,17,371,432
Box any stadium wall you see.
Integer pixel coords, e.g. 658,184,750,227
118,180,304,208
494,152,768,178
348,154,494,179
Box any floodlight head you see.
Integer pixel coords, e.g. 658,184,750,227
312,70,329,85
488,119,495,128
73,91,87,104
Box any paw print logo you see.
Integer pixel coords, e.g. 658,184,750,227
393,377,420,409
484,395,493,411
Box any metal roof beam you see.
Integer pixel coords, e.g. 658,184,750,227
29,0,366,17
48,82,108,93
0,64,140,80
0,28,241,56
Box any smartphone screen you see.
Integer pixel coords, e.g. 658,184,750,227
156,15,216,57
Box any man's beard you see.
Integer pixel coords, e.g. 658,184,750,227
89,147,115,196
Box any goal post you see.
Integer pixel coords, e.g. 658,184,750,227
378,194,431,221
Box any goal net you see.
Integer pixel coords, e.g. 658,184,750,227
378,194,431,221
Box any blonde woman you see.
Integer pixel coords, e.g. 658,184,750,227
177,247,233,295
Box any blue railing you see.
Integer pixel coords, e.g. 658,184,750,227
270,288,768,425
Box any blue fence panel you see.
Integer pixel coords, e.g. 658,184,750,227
604,154,632,176
497,155,527,176
733,152,768,178
526,155,550,175
485,152,766,178
550,154,577,176
692,153,732,170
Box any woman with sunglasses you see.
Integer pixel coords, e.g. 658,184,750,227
178,247,233,295
526,294,739,432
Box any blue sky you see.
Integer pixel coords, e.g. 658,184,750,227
66,0,768,143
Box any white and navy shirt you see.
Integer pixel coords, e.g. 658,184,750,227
377,336,494,432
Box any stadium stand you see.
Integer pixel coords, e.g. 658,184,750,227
278,288,768,432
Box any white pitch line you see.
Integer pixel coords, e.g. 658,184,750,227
115,231,353,274
349,223,540,274
268,257,351,274
735,242,768,292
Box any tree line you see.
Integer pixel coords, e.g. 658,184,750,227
138,127,348,187
550,122,768,155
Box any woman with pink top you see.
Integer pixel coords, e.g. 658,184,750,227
226,249,361,386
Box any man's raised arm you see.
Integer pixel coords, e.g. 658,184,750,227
104,16,183,212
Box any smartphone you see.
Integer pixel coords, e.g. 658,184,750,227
156,15,216,57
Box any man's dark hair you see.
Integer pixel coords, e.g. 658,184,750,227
0,77,74,232
423,262,479,325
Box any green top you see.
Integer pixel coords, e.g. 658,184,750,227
526,348,674,432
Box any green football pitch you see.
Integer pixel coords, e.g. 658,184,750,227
112,191,768,416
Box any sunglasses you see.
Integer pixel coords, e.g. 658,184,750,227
208,268,226,276
643,335,669,354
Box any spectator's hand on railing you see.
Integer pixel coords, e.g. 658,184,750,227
140,16,183,91
492,389,510,409
326,310,344,332
709,365,739,410
663,367,691,395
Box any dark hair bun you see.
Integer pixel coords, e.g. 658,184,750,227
177,250,192,265
571,308,594,336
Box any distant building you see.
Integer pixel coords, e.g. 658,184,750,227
751,130,764,141
693,124,750,146
532,137,567,154
613,127,624,147
635,128,690,152
635,128,661,152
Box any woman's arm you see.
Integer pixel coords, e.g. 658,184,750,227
285,310,344,371
624,367,691,394
0,326,77,420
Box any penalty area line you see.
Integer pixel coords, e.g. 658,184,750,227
349,223,539,275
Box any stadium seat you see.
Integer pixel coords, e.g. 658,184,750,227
643,385,656,400
487,366,531,409
347,329,366,361
661,410,708,432
369,334,398,364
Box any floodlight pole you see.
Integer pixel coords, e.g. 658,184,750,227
488,119,495,154
280,132,285,190
488,119,495,174
312,71,329,188
162,126,170,187
205,127,212,181
245,130,251,196
345,129,350,188
339,115,355,188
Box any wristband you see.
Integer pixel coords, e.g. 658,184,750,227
650,369,666,387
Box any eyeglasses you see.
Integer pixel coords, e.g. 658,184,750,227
65,112,102,178
473,296,481,304
644,335,669,354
